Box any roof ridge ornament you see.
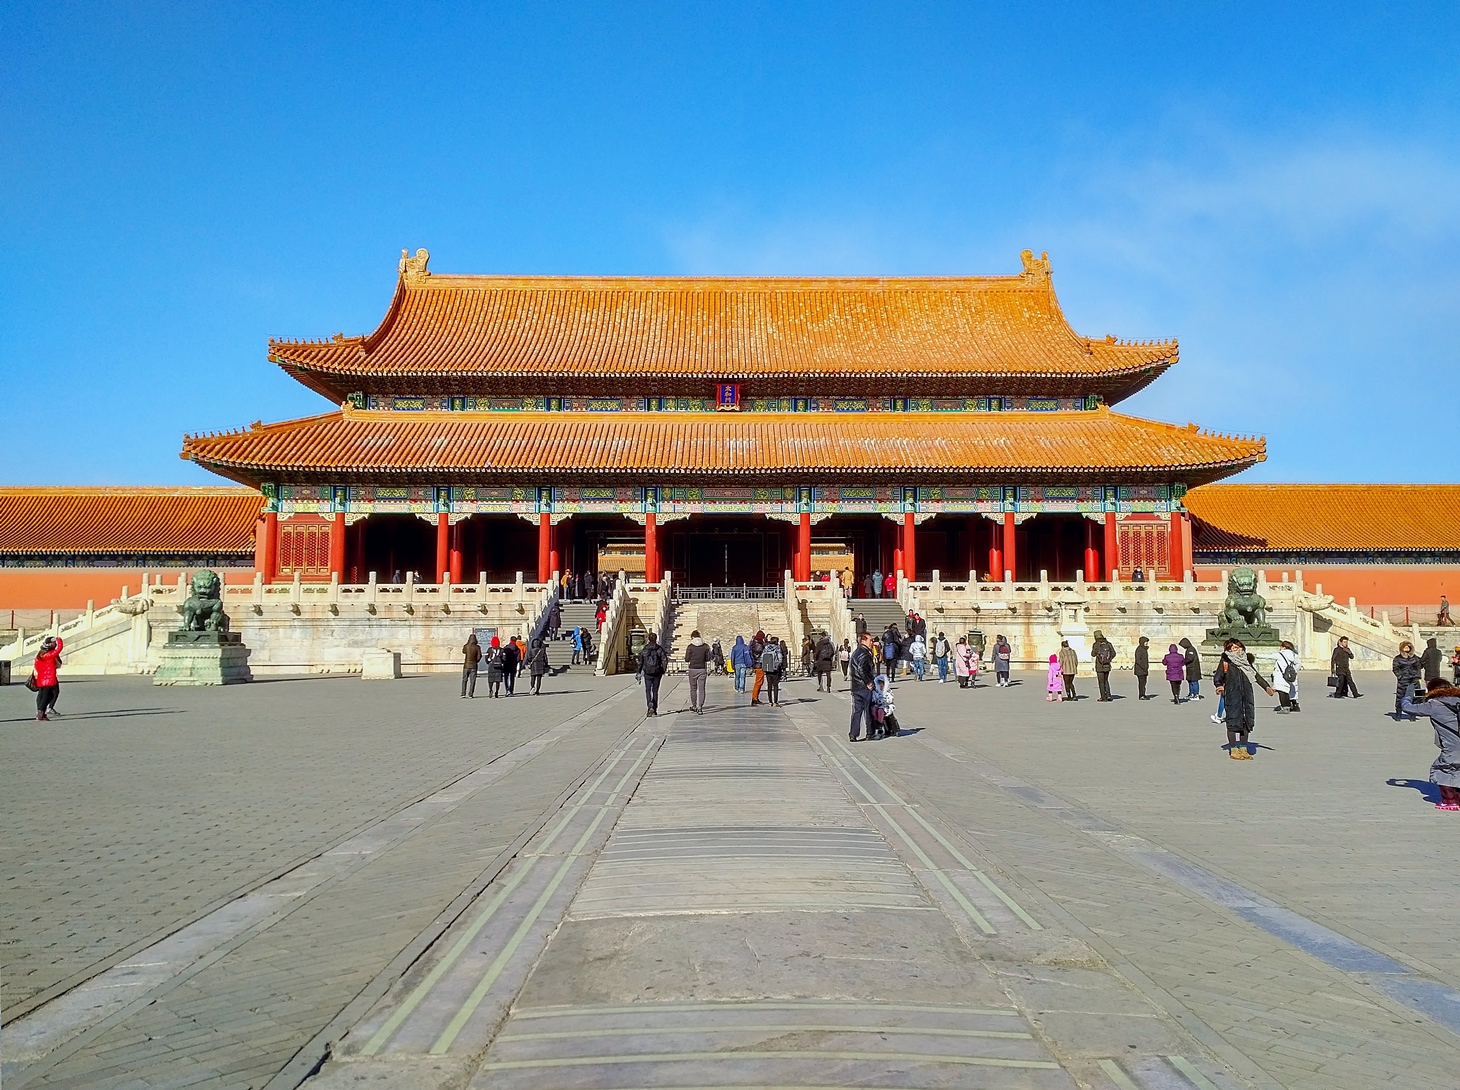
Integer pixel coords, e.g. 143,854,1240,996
399,248,430,284
1019,249,1052,284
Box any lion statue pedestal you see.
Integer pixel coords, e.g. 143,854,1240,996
153,570,252,686
1200,566,1283,673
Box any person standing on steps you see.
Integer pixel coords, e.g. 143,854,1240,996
638,632,668,716
1272,639,1300,713
684,629,711,715
871,568,884,598
1057,640,1078,701
461,632,481,698
1162,643,1186,703
1091,630,1115,701
527,637,550,695
1393,641,1423,721
1179,638,1204,700
1133,636,1150,700
1215,639,1274,760
992,634,1011,687
1401,677,1460,810
750,630,767,705
546,597,561,640
849,631,877,741
854,612,868,638
1330,636,1361,698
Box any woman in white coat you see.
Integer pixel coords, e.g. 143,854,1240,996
1273,639,1300,713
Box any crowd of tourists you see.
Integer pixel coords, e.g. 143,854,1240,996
459,631,555,699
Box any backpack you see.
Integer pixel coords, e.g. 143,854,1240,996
1095,643,1114,668
760,644,782,672
640,644,666,674
933,637,949,658
1280,655,1297,684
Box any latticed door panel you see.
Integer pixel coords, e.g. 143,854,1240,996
279,523,331,577
1117,523,1170,579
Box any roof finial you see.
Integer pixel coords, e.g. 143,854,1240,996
399,248,431,283
1019,249,1051,283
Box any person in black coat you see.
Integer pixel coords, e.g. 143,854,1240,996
1393,641,1423,720
1214,639,1274,759
1330,636,1361,698
500,638,521,695
1133,636,1151,700
1422,638,1444,684
1179,638,1204,700
527,638,550,695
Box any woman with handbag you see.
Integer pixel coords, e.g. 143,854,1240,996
31,636,63,721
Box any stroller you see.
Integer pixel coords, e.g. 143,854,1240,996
871,675,901,739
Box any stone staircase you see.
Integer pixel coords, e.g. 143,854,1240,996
848,598,908,638
666,600,793,673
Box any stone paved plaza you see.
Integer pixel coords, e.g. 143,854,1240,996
3,667,1457,1089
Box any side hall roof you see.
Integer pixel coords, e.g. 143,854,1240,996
268,249,1177,404
0,487,261,555
181,405,1264,487
1188,484,1460,553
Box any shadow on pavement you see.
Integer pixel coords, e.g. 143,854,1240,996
1387,777,1441,803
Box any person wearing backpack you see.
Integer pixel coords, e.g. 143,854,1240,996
1091,630,1115,702
992,635,1012,687
760,636,786,707
749,630,767,704
483,636,505,698
684,629,712,714
881,626,902,682
638,632,668,716
932,631,951,683
1272,640,1300,712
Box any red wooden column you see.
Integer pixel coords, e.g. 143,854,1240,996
643,514,660,584
987,516,1002,581
1083,520,1099,582
964,515,978,577
902,512,917,581
1104,512,1118,580
435,513,449,583
449,521,463,584
351,518,367,582
550,517,568,581
329,512,346,580
537,512,552,583
261,511,279,583
1002,512,1017,580
1168,510,1183,579
796,512,811,581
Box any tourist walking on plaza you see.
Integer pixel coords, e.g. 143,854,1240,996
31,635,63,720
1058,640,1078,700
932,631,950,682
684,629,711,715
882,626,902,682
484,636,505,698
1134,636,1151,699
638,632,667,716
1393,641,1423,720
910,634,926,681
1045,654,1063,702
571,626,584,665
730,635,752,692
1162,643,1186,703
750,630,767,704
1216,639,1274,759
801,636,813,678
1330,635,1361,698
547,598,561,639
814,632,836,692
1091,630,1115,701
1401,677,1460,810
1273,640,1301,713
501,637,521,695
1439,594,1452,627
711,638,725,675
849,631,876,741
1179,638,1204,700
953,636,973,687
527,638,550,695
993,634,1011,686
839,638,851,682
1422,638,1444,684
762,636,786,707
461,632,481,698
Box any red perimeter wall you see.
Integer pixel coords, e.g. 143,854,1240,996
1194,565,1457,619
0,568,259,613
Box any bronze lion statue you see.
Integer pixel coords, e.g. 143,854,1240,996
1218,567,1267,629
181,569,230,632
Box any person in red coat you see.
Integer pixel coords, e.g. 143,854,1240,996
33,636,63,721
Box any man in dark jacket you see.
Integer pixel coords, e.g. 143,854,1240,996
501,638,521,695
848,632,876,741
1133,636,1150,699
684,629,712,714
639,632,668,716
461,633,481,698
1422,638,1444,684
1091,630,1116,701
1179,637,1204,700
1330,636,1361,698
854,613,868,638
1393,641,1423,721
814,633,836,692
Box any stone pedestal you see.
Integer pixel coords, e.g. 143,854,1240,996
362,649,402,680
154,631,252,686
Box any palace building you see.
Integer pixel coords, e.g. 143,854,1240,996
176,248,1266,590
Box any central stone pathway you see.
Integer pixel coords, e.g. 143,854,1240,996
315,687,1233,1090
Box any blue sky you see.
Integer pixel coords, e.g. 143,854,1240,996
2,2,1457,484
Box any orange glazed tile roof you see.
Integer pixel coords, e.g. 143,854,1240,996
0,487,261,555
182,406,1263,486
268,250,1177,403
1187,484,1460,552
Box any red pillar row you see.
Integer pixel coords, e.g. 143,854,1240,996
435,512,449,584
1104,512,1118,581
644,514,659,583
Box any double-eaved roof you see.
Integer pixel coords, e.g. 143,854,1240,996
268,249,1178,404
